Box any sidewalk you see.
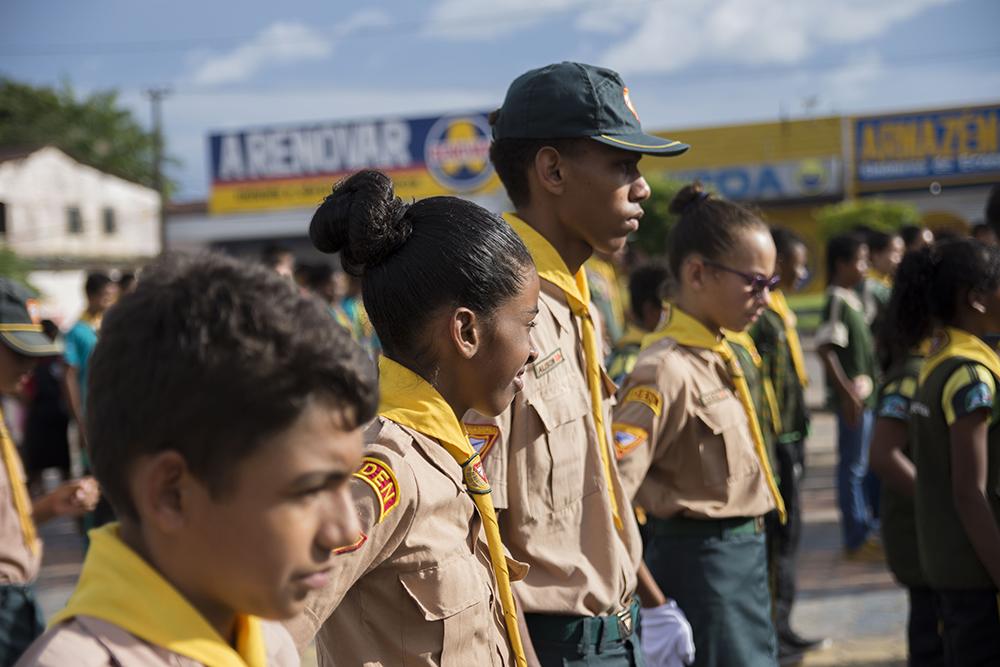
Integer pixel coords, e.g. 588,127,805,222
31,343,909,666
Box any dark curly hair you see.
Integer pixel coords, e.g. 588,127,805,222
310,169,534,375
86,251,378,521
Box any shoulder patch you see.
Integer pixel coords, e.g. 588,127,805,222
533,348,565,378
877,394,909,421
332,532,368,555
465,424,499,458
623,385,663,416
353,457,401,524
965,382,993,413
612,423,648,459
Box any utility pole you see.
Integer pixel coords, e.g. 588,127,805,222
146,87,170,254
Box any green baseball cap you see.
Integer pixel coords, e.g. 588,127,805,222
0,278,62,357
492,61,689,156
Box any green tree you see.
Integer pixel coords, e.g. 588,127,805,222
0,246,36,290
0,78,174,192
630,174,685,257
816,198,920,240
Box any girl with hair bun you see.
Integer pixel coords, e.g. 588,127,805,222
894,239,1000,663
286,169,540,667
613,182,784,666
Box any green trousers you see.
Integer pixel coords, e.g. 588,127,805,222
644,516,777,667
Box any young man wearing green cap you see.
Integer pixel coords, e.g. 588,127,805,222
465,62,693,667
0,278,100,666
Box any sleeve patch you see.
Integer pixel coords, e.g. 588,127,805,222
464,424,500,458
623,386,663,416
877,394,910,421
963,382,994,414
612,423,648,459
332,532,368,555
943,364,997,425
353,457,400,524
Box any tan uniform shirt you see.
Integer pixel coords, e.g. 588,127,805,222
613,337,776,520
287,418,518,667
0,445,40,584
16,616,297,666
466,282,642,617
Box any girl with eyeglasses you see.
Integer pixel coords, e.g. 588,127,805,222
613,182,784,666
815,233,881,561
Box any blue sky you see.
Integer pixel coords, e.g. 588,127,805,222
3,0,999,201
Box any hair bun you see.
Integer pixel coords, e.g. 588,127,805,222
309,169,412,274
669,182,709,216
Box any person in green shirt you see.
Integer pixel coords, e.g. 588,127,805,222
750,228,828,659
816,233,881,558
857,228,903,337
606,261,670,385
887,238,1000,665
868,251,944,666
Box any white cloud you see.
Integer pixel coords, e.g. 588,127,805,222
189,11,389,86
423,0,583,40
588,0,954,74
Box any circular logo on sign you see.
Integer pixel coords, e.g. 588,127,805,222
424,115,494,192
796,159,828,195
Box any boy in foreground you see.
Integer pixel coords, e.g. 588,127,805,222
18,253,377,666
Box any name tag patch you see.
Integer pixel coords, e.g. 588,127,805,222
612,423,648,459
465,424,500,458
699,388,731,407
623,386,663,416
534,348,565,378
353,457,401,524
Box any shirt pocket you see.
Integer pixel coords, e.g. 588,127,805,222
398,557,492,667
694,397,756,487
525,387,595,516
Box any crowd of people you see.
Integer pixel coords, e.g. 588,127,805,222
0,60,999,667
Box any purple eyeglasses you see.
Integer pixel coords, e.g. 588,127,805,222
703,260,780,296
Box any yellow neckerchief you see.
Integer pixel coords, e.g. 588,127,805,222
643,304,786,523
504,212,624,532
51,524,266,667
724,329,784,438
868,269,893,289
0,407,38,555
919,327,1000,386
377,356,527,667
79,310,102,332
767,290,809,388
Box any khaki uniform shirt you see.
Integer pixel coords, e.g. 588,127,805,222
613,337,776,520
287,418,518,667
1,446,40,585
465,282,642,617
16,616,297,666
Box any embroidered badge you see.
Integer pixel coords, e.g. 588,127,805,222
965,382,993,413
699,387,730,407
612,423,648,459
353,457,400,524
877,395,909,421
533,348,565,378
462,454,491,495
623,87,640,121
623,386,663,416
465,424,500,458
332,532,368,555
910,401,930,418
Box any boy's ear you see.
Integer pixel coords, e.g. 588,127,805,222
131,450,192,532
532,146,566,196
447,307,481,360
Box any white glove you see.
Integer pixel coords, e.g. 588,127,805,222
639,600,695,667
